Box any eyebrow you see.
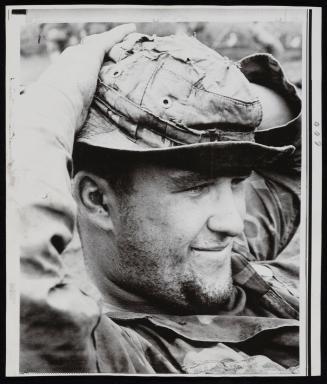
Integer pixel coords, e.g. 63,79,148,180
167,169,252,190
168,171,212,189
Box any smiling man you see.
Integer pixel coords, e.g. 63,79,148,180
16,27,301,374
73,150,250,314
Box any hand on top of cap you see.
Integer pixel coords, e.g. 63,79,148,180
36,23,136,132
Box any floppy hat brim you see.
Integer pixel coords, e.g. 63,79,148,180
77,106,294,171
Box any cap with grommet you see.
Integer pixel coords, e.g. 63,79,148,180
77,33,300,171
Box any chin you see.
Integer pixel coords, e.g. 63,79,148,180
140,274,233,315
179,270,234,314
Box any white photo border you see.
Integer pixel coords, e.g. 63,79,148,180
5,4,323,377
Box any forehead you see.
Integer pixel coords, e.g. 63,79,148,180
138,150,251,174
131,157,252,187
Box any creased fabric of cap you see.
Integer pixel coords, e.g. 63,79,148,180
77,33,301,169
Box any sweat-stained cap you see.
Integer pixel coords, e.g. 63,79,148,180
77,33,300,170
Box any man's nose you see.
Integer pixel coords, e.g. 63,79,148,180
206,181,244,237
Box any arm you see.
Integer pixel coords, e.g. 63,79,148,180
12,24,135,373
246,87,301,261
237,54,301,262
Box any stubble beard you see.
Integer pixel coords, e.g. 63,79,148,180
115,199,235,315
179,262,234,314
116,234,235,314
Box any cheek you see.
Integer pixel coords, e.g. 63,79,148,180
136,194,206,250
234,187,247,219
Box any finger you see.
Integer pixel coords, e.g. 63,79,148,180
82,23,136,53
108,32,147,62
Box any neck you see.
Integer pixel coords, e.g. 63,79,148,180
99,277,245,316
100,277,162,314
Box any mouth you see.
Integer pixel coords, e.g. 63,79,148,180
191,244,230,252
189,243,232,268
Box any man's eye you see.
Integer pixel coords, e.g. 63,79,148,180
231,177,247,187
185,183,211,195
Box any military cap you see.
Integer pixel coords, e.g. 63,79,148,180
77,33,300,169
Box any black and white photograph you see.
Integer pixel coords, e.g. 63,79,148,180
6,5,323,377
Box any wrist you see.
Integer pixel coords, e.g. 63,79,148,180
251,83,294,131
17,82,80,154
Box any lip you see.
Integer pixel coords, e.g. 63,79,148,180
189,243,232,268
191,244,230,252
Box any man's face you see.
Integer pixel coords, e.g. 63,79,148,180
106,161,249,314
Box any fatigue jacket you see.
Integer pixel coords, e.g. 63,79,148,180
12,54,301,374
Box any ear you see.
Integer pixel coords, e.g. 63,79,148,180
72,171,115,231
